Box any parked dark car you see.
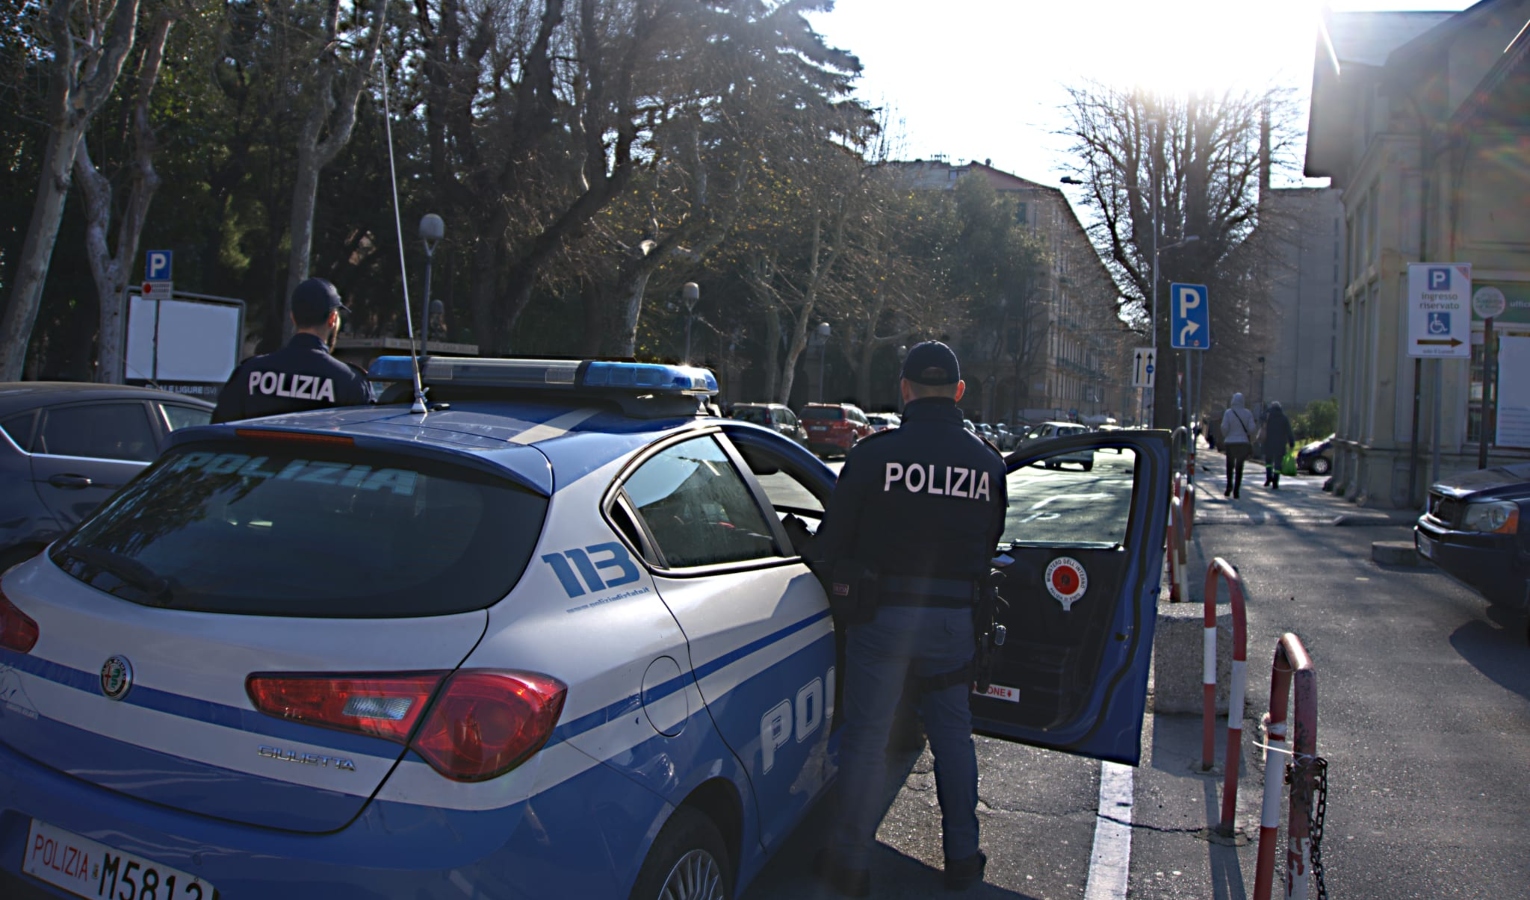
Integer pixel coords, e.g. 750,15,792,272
1297,434,1335,475
1415,462,1529,627
801,402,875,457
728,402,809,446
0,383,214,570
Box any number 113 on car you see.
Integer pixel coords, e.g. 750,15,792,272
24,820,217,900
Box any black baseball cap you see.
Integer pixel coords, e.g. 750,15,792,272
900,340,961,385
290,278,350,324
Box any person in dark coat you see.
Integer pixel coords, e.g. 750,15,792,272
1261,400,1296,489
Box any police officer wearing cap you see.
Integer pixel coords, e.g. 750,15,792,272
813,341,1008,897
212,278,371,423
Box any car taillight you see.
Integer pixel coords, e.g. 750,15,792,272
246,672,447,743
410,671,567,782
246,669,566,782
0,587,39,654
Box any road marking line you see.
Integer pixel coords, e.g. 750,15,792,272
1083,760,1133,900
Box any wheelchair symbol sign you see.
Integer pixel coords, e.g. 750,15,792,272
1427,312,1450,335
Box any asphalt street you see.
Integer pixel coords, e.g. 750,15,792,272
747,445,1530,899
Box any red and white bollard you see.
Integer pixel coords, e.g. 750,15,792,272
1201,558,1248,833
1253,633,1319,900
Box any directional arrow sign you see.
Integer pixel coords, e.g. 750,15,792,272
1416,337,1465,347
1169,283,1209,350
1132,347,1156,388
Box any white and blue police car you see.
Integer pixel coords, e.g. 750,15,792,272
0,357,1170,899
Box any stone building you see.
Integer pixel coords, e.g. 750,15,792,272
1304,0,1530,506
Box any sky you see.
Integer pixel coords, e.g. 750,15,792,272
806,0,1478,192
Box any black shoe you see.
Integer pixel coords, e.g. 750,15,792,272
815,849,871,898
945,851,987,891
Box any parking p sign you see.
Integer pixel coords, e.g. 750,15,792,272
1407,263,1471,358
145,250,172,282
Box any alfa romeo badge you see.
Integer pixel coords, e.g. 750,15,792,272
100,655,134,701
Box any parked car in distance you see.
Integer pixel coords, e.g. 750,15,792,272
1023,421,1094,471
0,383,214,570
801,402,875,457
729,402,809,446
993,424,1019,451
1415,462,1529,627
1297,434,1335,475
865,412,901,433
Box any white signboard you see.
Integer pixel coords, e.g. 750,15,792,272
1407,263,1471,358
1496,336,1530,449
127,296,242,384
1131,347,1156,388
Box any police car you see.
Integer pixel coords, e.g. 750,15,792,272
0,357,1170,900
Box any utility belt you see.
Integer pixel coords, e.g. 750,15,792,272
818,562,1008,694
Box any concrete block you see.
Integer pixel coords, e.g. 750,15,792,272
1152,601,1232,715
1372,540,1422,566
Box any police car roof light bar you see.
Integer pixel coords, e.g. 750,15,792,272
367,356,719,397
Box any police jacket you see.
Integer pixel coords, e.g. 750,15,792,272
211,333,371,424
814,397,1008,585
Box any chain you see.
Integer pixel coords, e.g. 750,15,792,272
1283,755,1330,900
1309,756,1329,900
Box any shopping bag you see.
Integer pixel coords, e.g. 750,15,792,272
1281,446,1298,476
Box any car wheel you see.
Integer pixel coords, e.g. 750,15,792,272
1309,456,1331,475
1082,461,1093,472
629,806,732,900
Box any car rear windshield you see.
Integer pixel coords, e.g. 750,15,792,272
51,441,549,617
801,407,844,421
732,407,771,425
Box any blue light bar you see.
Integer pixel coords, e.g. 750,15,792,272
366,356,718,396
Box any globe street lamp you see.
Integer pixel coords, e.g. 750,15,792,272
681,282,700,364
419,214,444,358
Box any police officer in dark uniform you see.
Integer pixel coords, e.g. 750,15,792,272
212,278,371,423
813,341,1008,897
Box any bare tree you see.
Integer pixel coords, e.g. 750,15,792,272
281,0,386,341
1062,83,1293,426
76,5,180,383
0,0,146,381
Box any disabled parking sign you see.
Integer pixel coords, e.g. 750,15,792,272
1408,263,1471,358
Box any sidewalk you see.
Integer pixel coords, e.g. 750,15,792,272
1184,445,1416,529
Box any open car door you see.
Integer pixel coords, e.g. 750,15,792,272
971,429,1171,765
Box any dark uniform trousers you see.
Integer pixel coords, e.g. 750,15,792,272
812,397,1009,869
212,333,371,424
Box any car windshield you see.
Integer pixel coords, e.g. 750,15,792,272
53,441,549,617
731,407,771,425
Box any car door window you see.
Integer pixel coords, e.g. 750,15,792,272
1005,446,1135,547
623,436,779,568
1,412,35,451
161,404,212,431
36,403,157,462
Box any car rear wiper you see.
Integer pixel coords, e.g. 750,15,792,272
55,546,175,606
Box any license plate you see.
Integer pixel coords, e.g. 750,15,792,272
1416,533,1436,560
23,820,216,900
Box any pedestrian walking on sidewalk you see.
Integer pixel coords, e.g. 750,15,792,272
1261,401,1295,490
1220,392,1257,499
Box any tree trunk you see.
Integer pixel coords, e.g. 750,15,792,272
82,12,176,383
607,267,654,358
763,304,781,402
0,126,86,381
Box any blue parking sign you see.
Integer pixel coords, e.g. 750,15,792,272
1169,283,1210,350
145,250,172,282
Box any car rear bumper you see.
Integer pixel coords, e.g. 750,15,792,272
1414,521,1527,607
0,738,661,899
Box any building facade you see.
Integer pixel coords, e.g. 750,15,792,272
895,160,1129,425
1262,188,1346,413
1305,0,1530,507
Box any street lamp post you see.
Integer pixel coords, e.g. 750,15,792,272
681,282,700,364
815,322,831,402
418,214,444,358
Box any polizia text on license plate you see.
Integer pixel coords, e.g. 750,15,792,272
23,819,216,900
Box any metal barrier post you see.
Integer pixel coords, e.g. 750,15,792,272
1201,558,1248,833
1252,633,1318,900
1167,495,1185,602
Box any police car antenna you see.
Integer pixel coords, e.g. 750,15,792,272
378,53,429,415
